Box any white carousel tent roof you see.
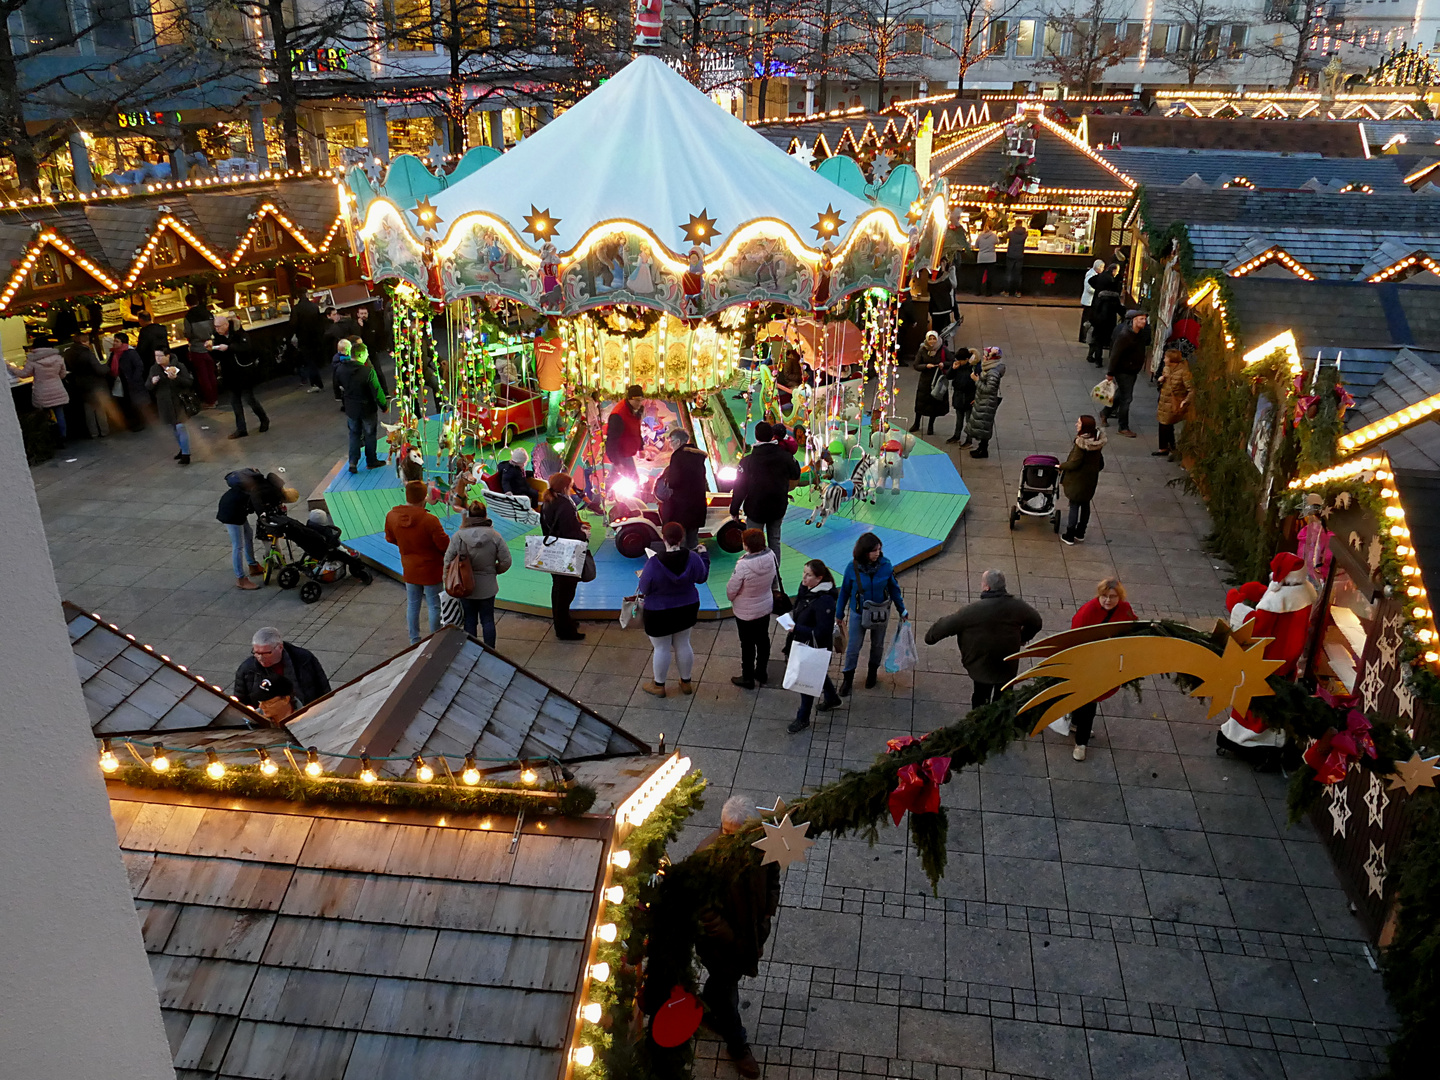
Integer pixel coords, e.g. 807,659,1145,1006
430,55,886,256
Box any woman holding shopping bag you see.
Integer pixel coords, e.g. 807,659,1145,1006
726,528,777,689
539,473,589,641
836,532,907,696
637,521,711,697
785,560,842,733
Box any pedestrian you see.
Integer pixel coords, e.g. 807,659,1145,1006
909,330,949,435
896,285,929,367
1154,347,1193,461
234,627,331,709
287,279,326,392
945,347,978,444
728,420,801,566
779,346,804,387
108,331,149,431
540,473,589,641
355,302,387,362
9,339,70,444
1085,264,1122,366
497,446,538,506
217,474,263,590
924,569,1042,708
836,532,908,696
656,427,709,548
962,346,1005,458
182,292,218,407
973,221,997,296
786,559,842,732
336,340,388,473
637,521,711,697
148,349,194,464
1101,311,1149,439
605,384,646,482
385,480,451,644
443,499,512,648
64,331,112,438
1057,415,1106,545
1003,218,1028,296
726,528,777,689
691,795,779,1080
212,315,269,439
1079,258,1105,343
928,258,959,341
1062,578,1136,760
134,310,169,366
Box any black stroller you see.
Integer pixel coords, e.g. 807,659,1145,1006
256,508,372,603
1009,454,1062,533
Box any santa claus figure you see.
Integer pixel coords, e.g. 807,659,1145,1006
1217,552,1318,765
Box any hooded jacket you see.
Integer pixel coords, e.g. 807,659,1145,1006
731,441,801,523
837,555,907,620
1156,358,1194,425
658,443,710,531
1057,432,1107,503
15,347,69,408
384,503,450,586
444,514,513,601
965,360,1006,441
726,549,777,621
637,546,710,612
925,589,1043,686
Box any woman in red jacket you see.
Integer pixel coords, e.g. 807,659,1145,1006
1066,577,1136,761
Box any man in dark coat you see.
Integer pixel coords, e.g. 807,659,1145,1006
657,427,710,548
323,307,360,402
335,342,388,472
925,569,1043,707
213,315,269,439
288,283,327,391
1102,311,1150,439
234,627,331,710
134,311,170,368
1085,265,1121,365
729,421,800,564
1003,219,1029,296
63,330,111,438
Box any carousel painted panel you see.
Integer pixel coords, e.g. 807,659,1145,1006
364,211,430,294
440,219,544,307
834,218,905,299
711,232,815,311
563,232,685,317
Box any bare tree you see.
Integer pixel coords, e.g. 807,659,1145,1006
839,0,932,110
663,0,749,91
1036,0,1138,92
0,0,233,191
927,0,1030,95
1250,0,1330,88
745,0,811,120
801,0,857,112
1159,0,1246,85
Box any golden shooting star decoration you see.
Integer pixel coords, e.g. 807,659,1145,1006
1005,627,1287,736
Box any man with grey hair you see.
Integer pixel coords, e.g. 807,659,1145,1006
656,425,710,549
233,627,331,712
925,569,1043,708
690,793,780,1078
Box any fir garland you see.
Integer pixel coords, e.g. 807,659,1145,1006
1134,186,1195,281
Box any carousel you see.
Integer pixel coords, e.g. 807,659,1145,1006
323,56,969,618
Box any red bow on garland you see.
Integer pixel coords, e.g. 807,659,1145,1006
1291,374,1355,425
1302,688,1376,784
886,740,953,825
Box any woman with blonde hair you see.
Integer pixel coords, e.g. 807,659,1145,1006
1062,577,1136,760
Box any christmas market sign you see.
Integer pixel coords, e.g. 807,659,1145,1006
117,110,182,129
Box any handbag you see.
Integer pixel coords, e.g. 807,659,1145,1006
619,594,644,629
178,388,203,417
929,367,949,412
525,534,589,576
444,538,474,598
653,473,673,502
111,378,126,399
860,599,891,629
771,565,793,616
782,641,831,697
580,550,597,583
1092,376,1116,406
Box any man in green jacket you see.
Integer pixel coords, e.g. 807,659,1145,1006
925,569,1043,708
336,340,388,473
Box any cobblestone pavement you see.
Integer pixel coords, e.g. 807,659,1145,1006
33,304,1392,1078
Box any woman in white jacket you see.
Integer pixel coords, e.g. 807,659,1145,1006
725,528,777,689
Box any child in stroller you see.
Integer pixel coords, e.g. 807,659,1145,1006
1009,454,1061,532
256,507,372,601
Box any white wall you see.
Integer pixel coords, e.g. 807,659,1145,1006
0,406,174,1077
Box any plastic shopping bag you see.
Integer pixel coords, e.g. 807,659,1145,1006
1092,376,1116,406
1048,716,1073,737
783,642,832,697
439,590,464,628
619,594,643,629
884,619,918,674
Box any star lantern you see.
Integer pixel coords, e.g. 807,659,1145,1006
681,209,718,246
791,141,817,167
523,205,560,241
751,812,814,870
1387,752,1440,794
411,196,442,232
813,205,845,240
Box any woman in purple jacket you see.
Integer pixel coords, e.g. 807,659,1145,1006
637,521,711,697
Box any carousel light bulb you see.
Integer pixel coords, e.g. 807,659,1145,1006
1427,651,1439,663
718,466,737,482
359,755,377,784
521,767,539,785
596,923,618,942
205,750,226,780
553,441,565,453
305,748,323,777
605,886,624,904
581,1002,603,1023
462,756,481,785
98,740,119,773
612,477,638,499
590,962,610,982
610,850,631,868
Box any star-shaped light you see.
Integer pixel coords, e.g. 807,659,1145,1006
523,205,559,242
813,205,845,240
791,141,816,167
751,812,814,871
1387,751,1440,794
411,196,442,232
906,200,923,225
681,210,719,246
756,796,790,820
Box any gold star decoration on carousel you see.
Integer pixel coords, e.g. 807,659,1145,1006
681,210,719,245
751,812,814,871
813,205,845,240
1387,751,1440,794
411,196,442,232
906,200,924,225
523,205,559,241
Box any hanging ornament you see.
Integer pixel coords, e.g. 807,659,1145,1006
651,985,704,1047
1387,752,1440,794
751,812,814,871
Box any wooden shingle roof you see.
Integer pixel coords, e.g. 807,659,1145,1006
110,786,612,1080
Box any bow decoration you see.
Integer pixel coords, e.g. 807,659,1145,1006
1302,688,1376,784
888,755,952,825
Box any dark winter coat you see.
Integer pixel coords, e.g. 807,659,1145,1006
964,361,1005,442
1087,275,1121,345
213,327,257,389
136,322,171,365
924,589,1043,686
148,362,194,425
789,581,838,650
216,486,253,526
1108,323,1151,377
117,347,149,400
336,357,388,419
64,341,109,400
496,460,536,504
692,827,781,980
912,343,949,417
731,441,800,523
288,297,325,348
324,316,360,357
1056,433,1107,503
657,443,710,532
182,305,215,349
947,351,977,410
234,642,331,708
540,494,588,542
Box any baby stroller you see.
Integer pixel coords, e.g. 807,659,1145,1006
1009,454,1062,533
256,508,372,603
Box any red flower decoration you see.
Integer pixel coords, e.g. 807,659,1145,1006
1041,270,1057,286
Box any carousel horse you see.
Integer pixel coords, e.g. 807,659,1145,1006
805,452,874,526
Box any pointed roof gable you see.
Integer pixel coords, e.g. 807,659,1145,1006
937,114,1135,193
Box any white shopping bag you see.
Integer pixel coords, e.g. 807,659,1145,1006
884,619,917,674
619,595,643,629
1048,716,1073,737
783,641,832,697
525,534,588,576
1092,376,1116,406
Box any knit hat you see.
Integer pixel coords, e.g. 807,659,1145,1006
510,447,529,465
982,346,1003,370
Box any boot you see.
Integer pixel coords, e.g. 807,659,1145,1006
839,671,854,697
865,664,878,689
178,454,191,465
236,576,259,590
679,680,694,695
642,680,666,697
731,675,755,689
